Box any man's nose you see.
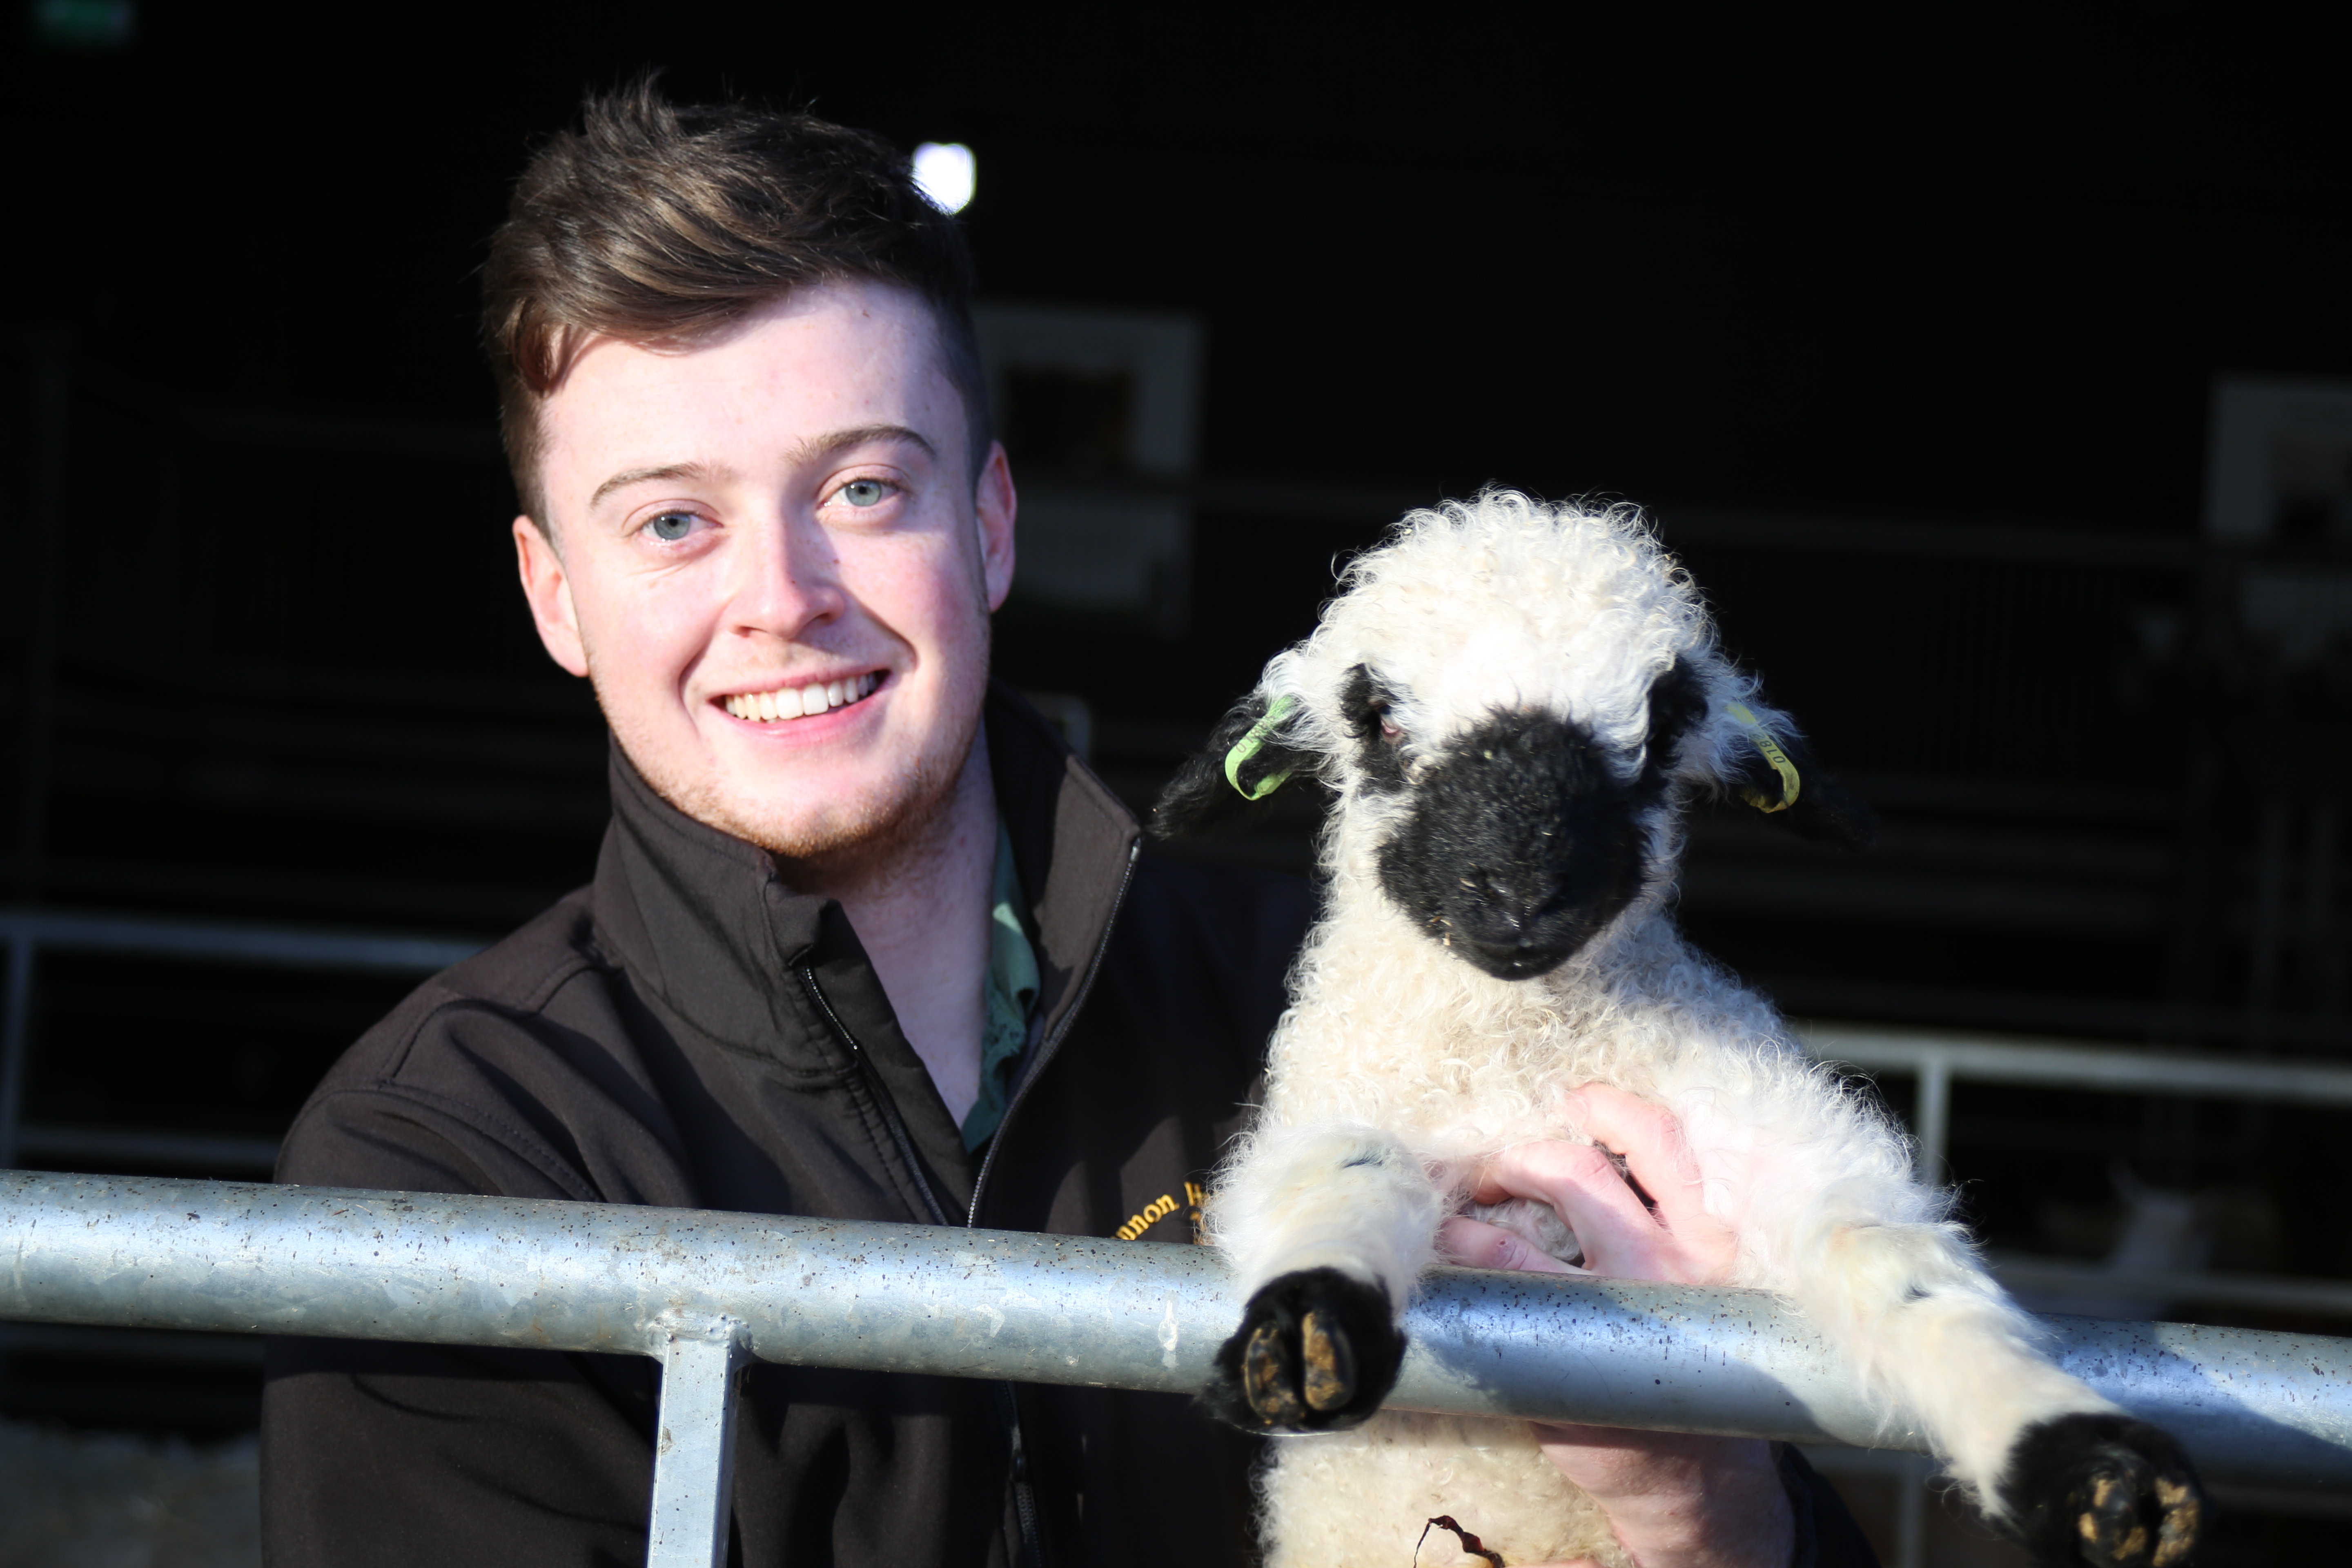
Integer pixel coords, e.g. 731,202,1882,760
727,513,847,641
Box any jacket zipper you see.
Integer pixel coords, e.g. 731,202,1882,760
797,966,950,1225
796,964,1045,1568
793,834,1139,1568
959,840,1134,1563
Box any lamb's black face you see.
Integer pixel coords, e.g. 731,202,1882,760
1360,660,1702,981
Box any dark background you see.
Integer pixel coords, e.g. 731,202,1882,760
19,13,2352,521
4,7,2352,1560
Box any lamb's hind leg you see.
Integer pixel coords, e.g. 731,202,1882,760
1202,1123,1445,1432
1802,1218,2205,1568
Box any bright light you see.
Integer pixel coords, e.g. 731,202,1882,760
912,143,977,215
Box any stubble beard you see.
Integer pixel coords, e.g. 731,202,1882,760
603,673,987,898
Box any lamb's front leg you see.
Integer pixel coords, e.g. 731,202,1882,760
1659,1074,2206,1568
1546,1083,2202,1566
1202,1122,1446,1431
1794,1212,2205,1568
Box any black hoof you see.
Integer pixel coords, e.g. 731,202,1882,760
1998,1413,2207,1568
1200,1267,1403,1432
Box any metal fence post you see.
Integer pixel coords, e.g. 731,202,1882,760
0,929,32,1170
1891,1452,1931,1568
16,330,68,905
1911,1050,1950,1189
1896,1046,1949,1564
647,1318,749,1568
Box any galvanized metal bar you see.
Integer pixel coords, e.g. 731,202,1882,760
3,1172,2349,1488
1802,1022,2352,1106
648,1321,748,1568
0,907,483,975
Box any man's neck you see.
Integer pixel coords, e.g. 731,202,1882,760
792,733,998,1127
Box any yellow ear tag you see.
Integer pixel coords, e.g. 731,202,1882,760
1224,694,1299,800
1725,703,1801,813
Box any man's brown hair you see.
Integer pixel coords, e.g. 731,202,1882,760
483,79,988,529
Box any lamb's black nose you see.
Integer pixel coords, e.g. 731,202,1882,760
1459,902,1577,971
1461,935,1570,977
1376,706,1655,982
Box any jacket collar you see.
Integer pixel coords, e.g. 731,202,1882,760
590,682,1140,1076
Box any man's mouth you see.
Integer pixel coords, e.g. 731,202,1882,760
721,671,883,724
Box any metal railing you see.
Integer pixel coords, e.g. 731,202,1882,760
1799,1022,2352,1566
1805,1022,2352,1316
19,908,2352,1192
1806,1022,2352,1182
15,910,2352,1565
4,1170,2350,1568
0,906,486,1169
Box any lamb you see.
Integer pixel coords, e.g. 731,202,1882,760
1152,492,2204,1568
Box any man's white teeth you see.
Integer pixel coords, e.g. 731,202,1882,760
724,671,880,724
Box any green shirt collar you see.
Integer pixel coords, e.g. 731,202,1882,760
960,818,1040,1151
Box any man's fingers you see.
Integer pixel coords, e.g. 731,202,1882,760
1565,1085,1744,1284
1566,1083,1711,1237
1470,1142,1654,1235
1466,1142,1670,1277
1437,1216,1589,1276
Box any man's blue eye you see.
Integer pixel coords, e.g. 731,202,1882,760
839,480,888,508
648,512,696,541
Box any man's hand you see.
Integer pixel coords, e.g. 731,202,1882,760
1436,1085,1793,1568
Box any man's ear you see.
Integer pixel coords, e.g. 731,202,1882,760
1152,690,1317,839
975,440,1016,612
513,515,589,678
1724,717,1877,852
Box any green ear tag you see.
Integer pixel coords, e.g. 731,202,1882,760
1224,695,1299,801
1725,702,1801,813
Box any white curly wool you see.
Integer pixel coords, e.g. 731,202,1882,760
1263,1414,1620,1568
1208,492,2115,1566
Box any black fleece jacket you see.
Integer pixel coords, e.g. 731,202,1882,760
262,689,1302,1567
259,685,1876,1568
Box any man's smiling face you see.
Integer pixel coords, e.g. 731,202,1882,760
515,279,1015,872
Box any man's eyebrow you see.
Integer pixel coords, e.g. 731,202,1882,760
786,423,938,468
589,462,715,511
586,427,937,513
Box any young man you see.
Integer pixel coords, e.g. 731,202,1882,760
260,85,1874,1568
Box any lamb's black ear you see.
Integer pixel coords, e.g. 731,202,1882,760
1726,721,1877,853
1786,768,1878,851
1642,657,1710,785
1152,690,1314,839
